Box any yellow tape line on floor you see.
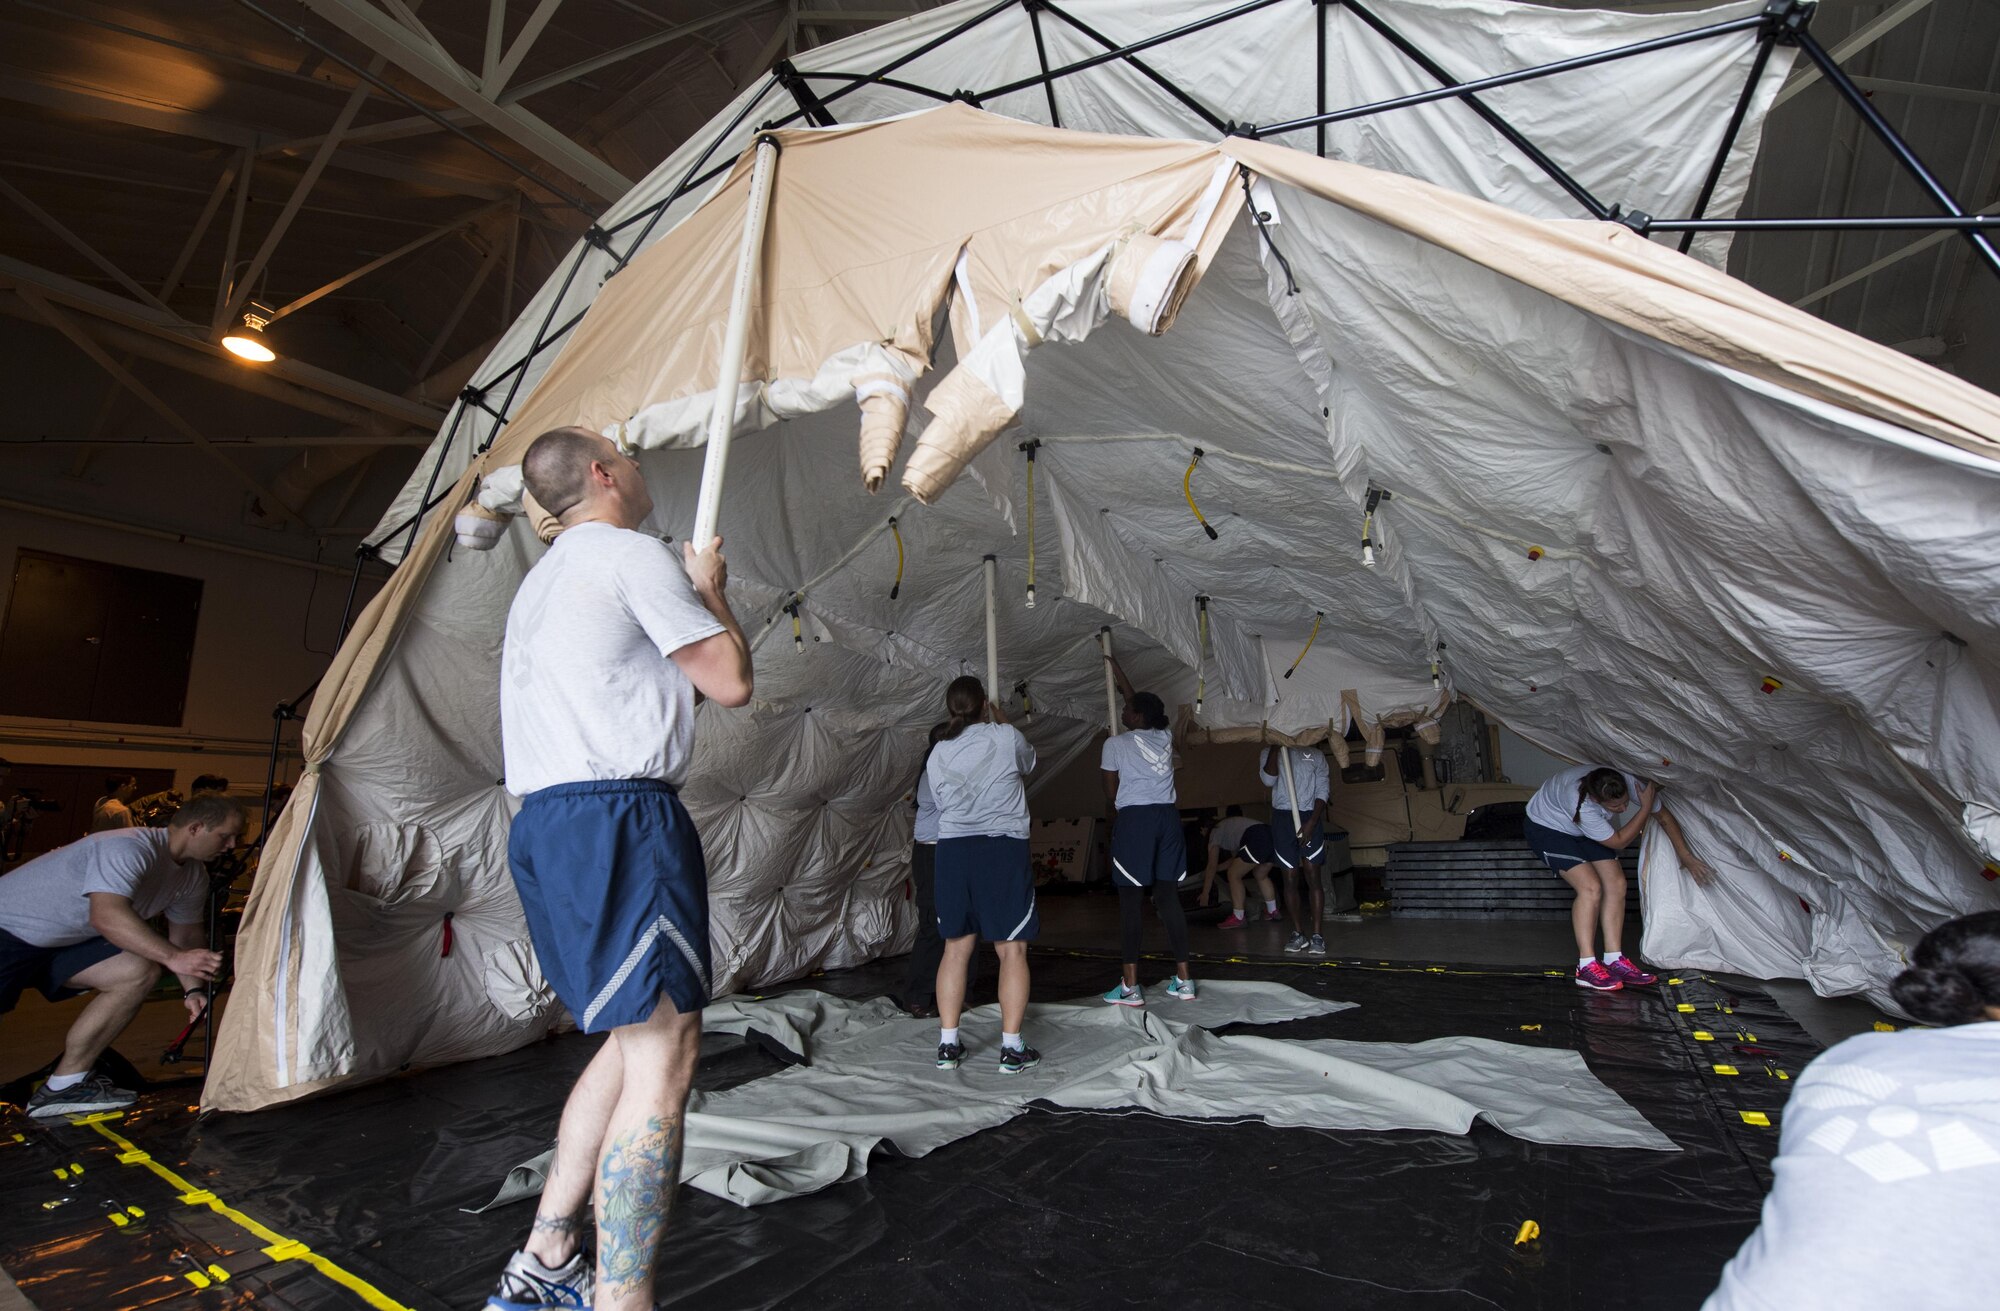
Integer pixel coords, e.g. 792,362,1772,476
86,1118,414,1311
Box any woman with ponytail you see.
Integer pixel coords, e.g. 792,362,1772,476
1521,764,1715,990
1705,911,2000,1310
925,676,1041,1075
1098,658,1195,1007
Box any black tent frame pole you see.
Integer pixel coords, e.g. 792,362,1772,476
1643,214,2000,233
402,401,468,560
815,0,1024,113
1678,23,1779,253
1026,0,1063,128
1000,0,1262,134
1256,12,1765,139
1333,0,1611,220
1789,27,2000,282
335,543,378,644
609,76,782,263
1315,0,1328,158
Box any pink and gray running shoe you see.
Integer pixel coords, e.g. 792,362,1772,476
1574,960,1623,991
1603,956,1657,987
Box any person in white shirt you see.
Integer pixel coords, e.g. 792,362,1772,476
487,426,752,1311
1521,764,1715,991
926,676,1041,1076
1098,661,1195,1007
0,794,240,1117
89,775,138,833
1198,808,1281,927
1704,910,2000,1311
1259,745,1331,956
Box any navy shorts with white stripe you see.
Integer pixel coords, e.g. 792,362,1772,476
934,835,1039,941
507,778,712,1032
1110,802,1187,888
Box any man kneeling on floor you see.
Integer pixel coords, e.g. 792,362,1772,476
0,793,241,1117
488,427,752,1311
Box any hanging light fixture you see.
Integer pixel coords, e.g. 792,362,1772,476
222,302,277,363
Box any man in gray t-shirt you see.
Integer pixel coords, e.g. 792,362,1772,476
0,793,243,1118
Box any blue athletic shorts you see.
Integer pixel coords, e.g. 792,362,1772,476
1272,816,1325,870
1234,823,1275,866
508,778,711,1033
1110,803,1187,888
934,836,1037,942
0,929,122,1013
1522,817,1616,877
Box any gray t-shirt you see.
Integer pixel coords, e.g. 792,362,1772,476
1100,728,1177,808
1211,815,1258,854
928,723,1035,840
0,828,207,948
1525,764,1661,840
1704,1021,2000,1310
1259,747,1329,812
501,522,725,796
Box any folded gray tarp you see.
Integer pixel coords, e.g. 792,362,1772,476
474,981,1674,1211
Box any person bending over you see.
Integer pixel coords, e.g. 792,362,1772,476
1098,663,1195,1007
487,426,752,1311
1202,807,1282,928
1704,910,2000,1311
1521,764,1714,991
927,676,1041,1075
1,794,241,1116
1260,745,1331,956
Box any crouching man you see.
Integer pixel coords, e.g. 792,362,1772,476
0,793,242,1116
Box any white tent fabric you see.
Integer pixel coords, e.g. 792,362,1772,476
473,983,1673,1210
203,1,2000,1114
371,0,1787,548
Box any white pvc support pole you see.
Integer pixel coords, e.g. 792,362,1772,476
689,135,779,552
1099,627,1118,736
1256,634,1305,839
983,554,999,701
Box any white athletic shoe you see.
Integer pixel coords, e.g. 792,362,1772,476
485,1248,592,1310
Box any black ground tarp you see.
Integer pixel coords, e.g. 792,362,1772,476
0,947,1814,1310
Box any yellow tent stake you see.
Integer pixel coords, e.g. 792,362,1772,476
1183,448,1218,539
1283,612,1322,679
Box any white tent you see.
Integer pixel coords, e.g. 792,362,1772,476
206,0,2000,1112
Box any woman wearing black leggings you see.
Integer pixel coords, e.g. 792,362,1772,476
1099,662,1194,1006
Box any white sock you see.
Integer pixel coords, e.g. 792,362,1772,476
1603,951,1625,965
1264,900,1278,913
1001,1031,1024,1052
1579,956,1595,970
939,1027,959,1046
45,1071,85,1092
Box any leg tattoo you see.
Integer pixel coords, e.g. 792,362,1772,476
596,1115,684,1296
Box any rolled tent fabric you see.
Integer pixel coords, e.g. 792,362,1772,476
213,17,1998,1110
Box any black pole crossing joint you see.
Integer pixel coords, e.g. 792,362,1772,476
774,61,839,127
1763,0,1815,44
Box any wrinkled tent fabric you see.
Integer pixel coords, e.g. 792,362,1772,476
206,4,2000,1114
472,983,1672,1210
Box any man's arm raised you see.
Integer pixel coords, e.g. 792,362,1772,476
673,537,752,707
